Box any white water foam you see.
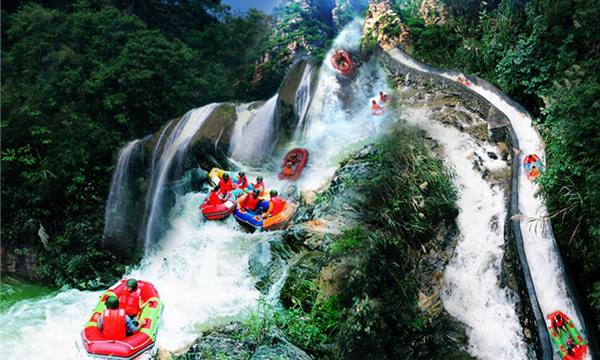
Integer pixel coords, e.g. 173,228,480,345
287,19,393,191
388,47,587,343
144,104,218,247
229,95,279,163
403,108,529,359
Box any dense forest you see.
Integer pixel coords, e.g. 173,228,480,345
2,0,599,351
393,0,600,333
1,0,288,286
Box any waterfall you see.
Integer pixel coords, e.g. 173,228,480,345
143,104,218,247
103,139,144,249
403,108,528,359
229,95,278,164
293,63,315,137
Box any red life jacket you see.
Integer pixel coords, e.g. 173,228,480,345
219,178,233,193
242,194,261,211
371,103,382,111
237,176,248,189
270,197,286,216
207,191,222,205
253,181,265,194
119,289,141,317
102,308,127,340
553,316,565,329
282,166,294,176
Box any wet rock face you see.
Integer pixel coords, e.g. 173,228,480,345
179,322,313,360
275,60,320,149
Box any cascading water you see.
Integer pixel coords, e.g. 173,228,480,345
386,47,592,357
229,95,279,164
1,19,403,360
293,62,315,137
403,108,529,359
289,19,393,191
103,139,144,248
144,104,218,247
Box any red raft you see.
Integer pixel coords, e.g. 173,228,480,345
199,193,237,220
278,148,309,181
81,280,164,359
547,311,588,360
330,49,354,76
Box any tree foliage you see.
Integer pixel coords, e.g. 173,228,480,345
404,0,600,328
1,0,280,287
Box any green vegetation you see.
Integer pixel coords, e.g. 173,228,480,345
1,0,282,288
398,0,600,330
269,126,457,359
0,276,54,311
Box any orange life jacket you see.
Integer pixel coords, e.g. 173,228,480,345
371,103,382,111
269,197,286,216
282,167,294,176
119,289,141,317
102,308,127,340
237,176,248,189
242,194,261,211
219,178,234,193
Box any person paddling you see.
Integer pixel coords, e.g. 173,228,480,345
262,190,286,218
204,186,225,206
97,296,145,339
240,189,261,212
219,173,234,194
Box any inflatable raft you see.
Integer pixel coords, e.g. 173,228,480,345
277,148,309,181
199,192,237,220
546,311,588,360
331,49,354,76
234,195,296,231
81,280,164,359
523,153,543,180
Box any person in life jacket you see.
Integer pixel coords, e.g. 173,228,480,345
552,314,566,330
236,171,248,190
204,186,226,207
371,99,384,115
262,190,286,218
219,173,234,194
282,162,294,176
528,165,540,179
118,278,142,319
240,189,261,212
252,176,265,195
379,91,388,103
97,295,145,339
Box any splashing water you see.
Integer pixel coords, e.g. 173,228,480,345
0,19,402,360
294,62,315,137
229,95,279,164
403,108,529,359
